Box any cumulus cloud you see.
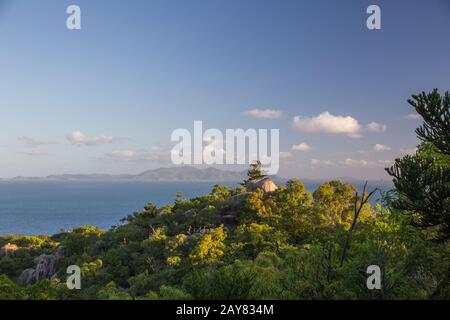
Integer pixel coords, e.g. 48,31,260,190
292,143,311,151
373,143,392,151
311,159,333,167
404,113,422,120
292,112,362,136
244,108,283,119
67,131,117,146
292,112,387,138
372,143,392,152
342,158,393,168
366,122,387,133
359,143,392,154
343,159,371,167
280,151,293,159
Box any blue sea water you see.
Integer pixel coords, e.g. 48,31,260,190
0,180,393,236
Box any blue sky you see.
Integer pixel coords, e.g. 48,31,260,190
0,0,449,179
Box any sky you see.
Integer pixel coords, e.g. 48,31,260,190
0,0,449,180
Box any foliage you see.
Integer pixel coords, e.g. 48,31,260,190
241,160,267,187
0,275,26,300
410,89,450,155
387,89,450,241
1,175,448,300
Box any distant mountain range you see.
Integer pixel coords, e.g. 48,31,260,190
8,167,249,182
3,166,393,186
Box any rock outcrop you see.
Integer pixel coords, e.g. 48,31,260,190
228,193,251,207
247,177,278,193
18,268,36,286
221,178,278,225
226,178,278,208
0,243,19,256
18,246,64,286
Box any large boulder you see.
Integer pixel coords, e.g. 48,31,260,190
33,254,59,281
17,268,35,286
18,247,64,286
0,243,19,256
247,178,278,193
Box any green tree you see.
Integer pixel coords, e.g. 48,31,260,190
387,89,450,241
157,285,193,300
242,160,267,187
411,89,450,155
0,274,25,300
25,280,59,300
189,225,227,265
97,281,132,300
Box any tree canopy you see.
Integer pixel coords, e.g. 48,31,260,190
387,89,450,241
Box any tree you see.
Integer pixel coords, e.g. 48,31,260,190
244,179,313,242
410,89,450,155
97,282,133,300
339,182,378,267
386,89,450,241
0,274,25,300
25,280,59,300
189,226,226,265
242,160,267,187
313,181,356,229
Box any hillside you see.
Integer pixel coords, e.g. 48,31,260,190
1,177,449,300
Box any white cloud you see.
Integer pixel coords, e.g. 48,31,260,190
343,159,371,167
342,158,393,168
292,112,386,138
404,113,422,120
311,159,333,167
400,147,417,155
292,143,311,151
373,144,392,152
67,131,116,146
292,112,362,137
366,122,387,133
359,144,392,153
244,108,283,119
280,151,293,159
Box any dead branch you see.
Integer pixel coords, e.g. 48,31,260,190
340,182,379,267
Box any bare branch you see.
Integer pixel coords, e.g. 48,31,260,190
340,182,379,267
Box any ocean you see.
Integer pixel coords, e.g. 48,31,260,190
0,180,393,236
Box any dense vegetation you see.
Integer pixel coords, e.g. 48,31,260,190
1,90,449,300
